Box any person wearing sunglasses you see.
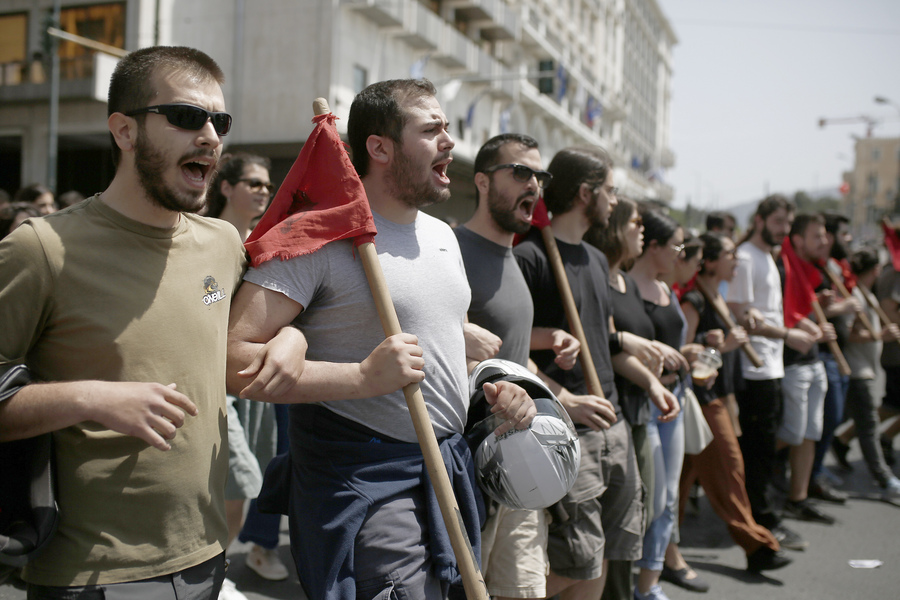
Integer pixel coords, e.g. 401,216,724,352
456,133,580,600
207,153,275,241
0,46,251,598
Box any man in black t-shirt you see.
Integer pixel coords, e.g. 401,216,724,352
514,146,678,598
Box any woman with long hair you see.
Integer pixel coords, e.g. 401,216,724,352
206,153,273,241
669,232,791,577
626,205,697,600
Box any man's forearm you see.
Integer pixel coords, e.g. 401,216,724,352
0,381,92,441
612,352,659,391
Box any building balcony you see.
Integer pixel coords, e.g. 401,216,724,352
342,0,405,27
660,146,675,168
396,1,443,50
445,0,519,41
433,22,469,68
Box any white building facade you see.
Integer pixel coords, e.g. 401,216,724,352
0,0,677,218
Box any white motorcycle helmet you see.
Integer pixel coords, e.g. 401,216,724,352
466,359,581,510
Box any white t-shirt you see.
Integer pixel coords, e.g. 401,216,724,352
727,241,784,380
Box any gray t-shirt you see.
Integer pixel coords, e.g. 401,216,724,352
455,226,533,367
845,286,881,380
876,266,900,368
244,211,471,442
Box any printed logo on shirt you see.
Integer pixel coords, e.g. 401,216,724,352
202,276,227,306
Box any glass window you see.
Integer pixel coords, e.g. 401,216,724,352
0,13,27,86
352,64,367,95
57,2,125,80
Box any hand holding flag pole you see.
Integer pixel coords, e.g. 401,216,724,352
781,236,851,376
821,263,879,339
247,99,488,600
692,277,763,368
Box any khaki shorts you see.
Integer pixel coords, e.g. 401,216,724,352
546,420,643,580
481,505,549,598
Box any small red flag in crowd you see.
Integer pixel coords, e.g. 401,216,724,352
244,112,377,267
781,235,823,328
513,197,551,246
882,221,900,273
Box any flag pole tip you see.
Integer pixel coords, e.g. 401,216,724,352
313,98,330,116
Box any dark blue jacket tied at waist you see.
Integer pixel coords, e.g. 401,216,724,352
257,403,485,600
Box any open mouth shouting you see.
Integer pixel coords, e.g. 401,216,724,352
181,154,216,189
516,193,537,223
432,155,452,187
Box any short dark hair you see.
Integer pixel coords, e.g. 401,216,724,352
13,183,53,204
822,212,849,236
849,246,880,276
682,230,704,261
205,153,272,218
107,46,225,167
789,212,825,239
706,210,735,232
639,202,680,251
347,79,437,178
473,134,539,204
587,196,637,267
543,146,613,216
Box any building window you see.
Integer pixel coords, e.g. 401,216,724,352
0,13,27,86
538,59,554,95
867,173,878,195
57,2,125,81
872,148,881,161
352,64,367,95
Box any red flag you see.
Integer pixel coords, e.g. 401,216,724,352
513,197,551,245
781,235,823,328
674,273,697,302
836,258,857,292
882,221,900,273
244,113,377,267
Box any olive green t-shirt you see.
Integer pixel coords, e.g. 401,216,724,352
0,196,247,586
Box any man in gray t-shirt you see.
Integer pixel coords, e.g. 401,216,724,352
226,80,536,600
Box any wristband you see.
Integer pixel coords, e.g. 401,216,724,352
609,331,624,355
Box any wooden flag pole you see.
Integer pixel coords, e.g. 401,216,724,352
693,277,764,368
821,266,879,339
858,282,900,347
540,225,605,398
810,298,852,376
312,99,488,600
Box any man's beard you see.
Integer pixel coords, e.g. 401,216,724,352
134,129,209,215
387,146,451,209
831,239,848,260
760,222,780,247
487,183,533,235
585,191,608,228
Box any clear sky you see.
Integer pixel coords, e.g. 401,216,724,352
655,0,900,210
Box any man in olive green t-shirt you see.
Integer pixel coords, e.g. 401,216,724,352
0,46,286,598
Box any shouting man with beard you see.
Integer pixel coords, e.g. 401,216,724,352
727,194,810,552
226,79,534,600
455,134,580,600
0,47,246,597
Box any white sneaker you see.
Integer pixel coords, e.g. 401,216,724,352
218,578,249,600
882,476,900,503
245,543,289,581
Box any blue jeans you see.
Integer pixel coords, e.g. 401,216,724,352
636,384,684,572
812,353,849,481
238,404,290,549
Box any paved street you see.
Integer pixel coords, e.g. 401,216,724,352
3,442,898,600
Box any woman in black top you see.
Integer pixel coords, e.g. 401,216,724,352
676,232,788,573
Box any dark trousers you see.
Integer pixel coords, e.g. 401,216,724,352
735,378,783,530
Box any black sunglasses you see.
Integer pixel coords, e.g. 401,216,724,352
239,178,276,194
482,163,553,188
125,103,233,136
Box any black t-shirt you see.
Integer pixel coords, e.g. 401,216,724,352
682,289,739,404
514,228,620,417
610,272,652,425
